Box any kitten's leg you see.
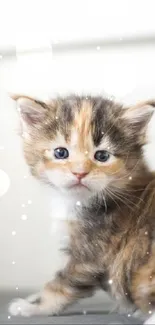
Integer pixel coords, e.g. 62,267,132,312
9,262,97,317
130,253,155,324
26,292,41,303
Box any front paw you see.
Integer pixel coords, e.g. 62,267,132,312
9,298,39,317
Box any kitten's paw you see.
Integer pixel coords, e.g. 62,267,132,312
9,298,39,317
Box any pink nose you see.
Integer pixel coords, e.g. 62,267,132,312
72,172,88,180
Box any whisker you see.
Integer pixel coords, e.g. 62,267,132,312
111,157,141,182
107,188,135,212
106,188,122,211
102,193,107,213
111,186,145,206
111,190,138,209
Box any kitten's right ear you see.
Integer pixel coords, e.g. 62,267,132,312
11,94,49,128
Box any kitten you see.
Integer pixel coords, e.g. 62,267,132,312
9,94,155,324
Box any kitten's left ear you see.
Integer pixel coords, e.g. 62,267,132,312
11,94,49,124
10,94,49,134
122,100,155,127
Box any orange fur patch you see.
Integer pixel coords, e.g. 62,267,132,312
74,100,92,151
45,281,73,298
44,157,93,174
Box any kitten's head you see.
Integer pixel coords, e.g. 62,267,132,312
12,94,154,202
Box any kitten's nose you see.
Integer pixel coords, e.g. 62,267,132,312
72,172,88,180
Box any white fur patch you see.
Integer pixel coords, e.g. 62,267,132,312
9,291,71,316
143,111,155,172
49,191,80,221
9,298,40,317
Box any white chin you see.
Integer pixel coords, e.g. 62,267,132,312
64,185,90,194
59,184,92,200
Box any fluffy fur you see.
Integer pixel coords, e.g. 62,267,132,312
9,94,155,323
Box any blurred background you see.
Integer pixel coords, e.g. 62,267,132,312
0,0,155,310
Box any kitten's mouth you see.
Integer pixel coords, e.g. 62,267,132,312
69,182,89,190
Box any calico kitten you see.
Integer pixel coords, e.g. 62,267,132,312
9,94,155,324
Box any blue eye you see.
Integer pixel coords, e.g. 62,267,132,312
94,150,110,162
54,147,69,159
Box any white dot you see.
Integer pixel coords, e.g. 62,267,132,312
76,201,81,206
0,169,10,197
12,261,16,265
149,302,151,305
149,310,152,314
85,151,88,155
21,214,27,221
95,243,98,246
108,279,113,285
8,315,11,319
85,96,88,100
147,252,149,255
55,116,58,120
21,204,25,208
129,176,132,180
96,46,100,50
125,292,128,296
145,231,148,235
150,276,152,279
83,310,87,315
24,175,28,179
28,200,32,204
127,314,131,317
0,145,4,150
12,231,16,236
17,306,21,311
101,131,104,135
16,286,19,290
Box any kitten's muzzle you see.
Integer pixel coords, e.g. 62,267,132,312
69,174,90,189
72,172,89,180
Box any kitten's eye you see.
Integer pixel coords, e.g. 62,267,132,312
54,147,69,159
94,150,110,162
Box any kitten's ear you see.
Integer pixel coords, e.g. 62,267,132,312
11,94,49,128
122,100,155,127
